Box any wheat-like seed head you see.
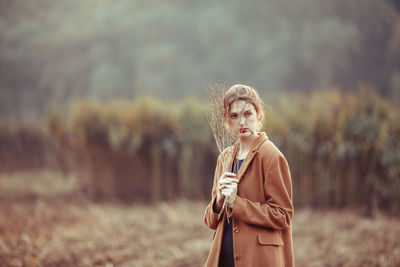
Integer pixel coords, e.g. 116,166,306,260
206,83,234,165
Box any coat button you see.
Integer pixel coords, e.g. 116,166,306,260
233,227,239,233
235,255,240,260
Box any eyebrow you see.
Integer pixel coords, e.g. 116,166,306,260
230,102,254,114
230,108,252,114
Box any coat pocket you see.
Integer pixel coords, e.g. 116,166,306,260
257,231,283,246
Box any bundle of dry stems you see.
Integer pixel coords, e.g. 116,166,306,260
206,83,234,222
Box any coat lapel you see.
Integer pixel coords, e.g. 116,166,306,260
236,132,269,182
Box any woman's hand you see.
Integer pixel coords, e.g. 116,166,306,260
216,172,239,210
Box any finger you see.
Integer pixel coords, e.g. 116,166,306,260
219,177,239,183
222,172,237,178
219,180,237,188
226,178,239,183
225,184,237,190
218,178,236,185
218,184,229,190
222,189,233,195
218,180,230,187
221,189,229,194
222,192,230,197
219,174,232,181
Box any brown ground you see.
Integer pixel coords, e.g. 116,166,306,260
0,171,399,266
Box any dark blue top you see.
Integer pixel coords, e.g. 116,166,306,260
219,159,244,267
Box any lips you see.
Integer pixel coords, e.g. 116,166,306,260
239,128,248,133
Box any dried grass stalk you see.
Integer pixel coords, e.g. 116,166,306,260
206,83,234,222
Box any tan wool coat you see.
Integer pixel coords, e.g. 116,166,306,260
204,132,294,267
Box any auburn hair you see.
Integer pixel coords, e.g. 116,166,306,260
223,84,265,131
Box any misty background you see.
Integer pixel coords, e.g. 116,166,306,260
1,0,399,121
1,1,400,266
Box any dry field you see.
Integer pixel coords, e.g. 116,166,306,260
0,171,399,266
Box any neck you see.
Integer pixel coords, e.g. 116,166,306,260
237,132,258,159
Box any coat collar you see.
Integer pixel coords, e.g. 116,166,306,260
227,132,269,181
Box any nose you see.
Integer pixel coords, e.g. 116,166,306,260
239,115,245,125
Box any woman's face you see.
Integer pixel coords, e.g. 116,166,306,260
228,100,259,138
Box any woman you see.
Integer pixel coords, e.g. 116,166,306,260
204,84,294,267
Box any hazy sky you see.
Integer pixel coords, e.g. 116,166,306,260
0,0,398,120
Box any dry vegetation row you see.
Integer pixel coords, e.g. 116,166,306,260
0,198,399,266
2,88,399,214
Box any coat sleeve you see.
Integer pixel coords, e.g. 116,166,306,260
203,154,225,230
228,151,294,230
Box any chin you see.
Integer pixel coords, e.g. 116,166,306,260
239,129,257,138
239,131,251,137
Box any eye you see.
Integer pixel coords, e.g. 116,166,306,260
230,113,238,119
244,111,252,117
